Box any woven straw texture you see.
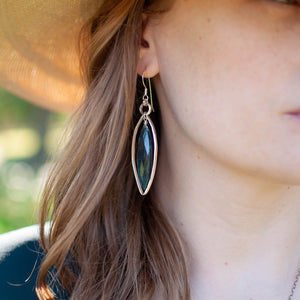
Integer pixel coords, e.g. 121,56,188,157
0,0,100,112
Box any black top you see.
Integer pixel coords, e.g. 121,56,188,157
0,225,69,300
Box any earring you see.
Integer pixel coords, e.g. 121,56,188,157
131,72,158,196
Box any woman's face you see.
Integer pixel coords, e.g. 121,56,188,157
144,0,300,184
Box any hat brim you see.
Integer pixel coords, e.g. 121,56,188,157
0,0,100,112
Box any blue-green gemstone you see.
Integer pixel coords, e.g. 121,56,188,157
136,123,153,192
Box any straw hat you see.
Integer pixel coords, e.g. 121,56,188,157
0,0,101,112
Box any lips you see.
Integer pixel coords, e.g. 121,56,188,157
285,109,300,115
284,109,300,120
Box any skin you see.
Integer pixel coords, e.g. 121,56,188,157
137,0,300,299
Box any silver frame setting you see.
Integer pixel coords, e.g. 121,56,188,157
131,115,158,196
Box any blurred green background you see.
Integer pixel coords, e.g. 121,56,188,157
0,88,68,234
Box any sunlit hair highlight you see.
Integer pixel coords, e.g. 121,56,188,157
36,0,191,299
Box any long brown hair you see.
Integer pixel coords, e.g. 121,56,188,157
36,0,190,299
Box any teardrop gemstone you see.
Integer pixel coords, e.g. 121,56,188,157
136,123,153,192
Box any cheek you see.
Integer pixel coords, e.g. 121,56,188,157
154,3,300,183
156,20,272,148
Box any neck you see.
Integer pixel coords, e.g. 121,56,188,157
152,120,300,299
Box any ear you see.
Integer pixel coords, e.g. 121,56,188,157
137,13,160,78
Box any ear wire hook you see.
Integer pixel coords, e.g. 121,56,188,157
142,72,148,100
142,72,155,112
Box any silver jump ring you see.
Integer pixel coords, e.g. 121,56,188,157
139,102,152,116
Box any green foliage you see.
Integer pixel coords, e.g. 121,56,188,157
0,88,68,234
0,162,38,233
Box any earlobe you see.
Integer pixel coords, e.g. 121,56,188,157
137,13,160,78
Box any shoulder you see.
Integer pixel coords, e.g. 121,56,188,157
0,224,42,257
0,224,44,299
0,224,70,299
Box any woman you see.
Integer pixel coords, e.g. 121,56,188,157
1,0,300,299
